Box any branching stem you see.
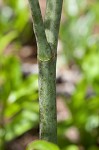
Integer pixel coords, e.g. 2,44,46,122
28,0,63,143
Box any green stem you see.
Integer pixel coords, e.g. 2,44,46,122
28,0,63,143
28,0,52,60
44,0,63,51
39,56,57,143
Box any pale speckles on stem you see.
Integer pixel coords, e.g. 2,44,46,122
44,0,63,51
45,29,55,47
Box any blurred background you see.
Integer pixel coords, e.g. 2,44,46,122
0,0,99,150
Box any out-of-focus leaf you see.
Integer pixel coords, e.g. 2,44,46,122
5,110,39,141
82,52,99,82
8,75,38,103
14,8,29,32
4,103,21,118
22,102,39,113
88,146,99,150
3,56,22,89
0,31,17,54
5,101,39,119
64,0,87,17
85,115,99,132
63,145,79,150
27,140,60,150
87,97,99,113
90,2,99,23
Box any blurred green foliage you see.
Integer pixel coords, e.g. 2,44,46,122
0,0,29,33
0,0,38,149
0,0,99,150
27,140,60,150
0,49,39,143
58,0,99,149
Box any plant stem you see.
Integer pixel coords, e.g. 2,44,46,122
28,0,63,143
28,0,52,60
44,0,63,51
39,56,57,143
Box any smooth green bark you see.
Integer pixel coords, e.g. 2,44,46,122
28,0,63,143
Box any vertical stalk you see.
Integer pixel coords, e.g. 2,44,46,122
44,0,63,51
39,56,57,143
28,0,63,143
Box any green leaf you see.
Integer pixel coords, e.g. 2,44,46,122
27,140,60,150
3,56,22,89
4,103,21,118
8,75,38,103
82,52,99,81
63,145,79,150
0,31,17,54
5,110,39,141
